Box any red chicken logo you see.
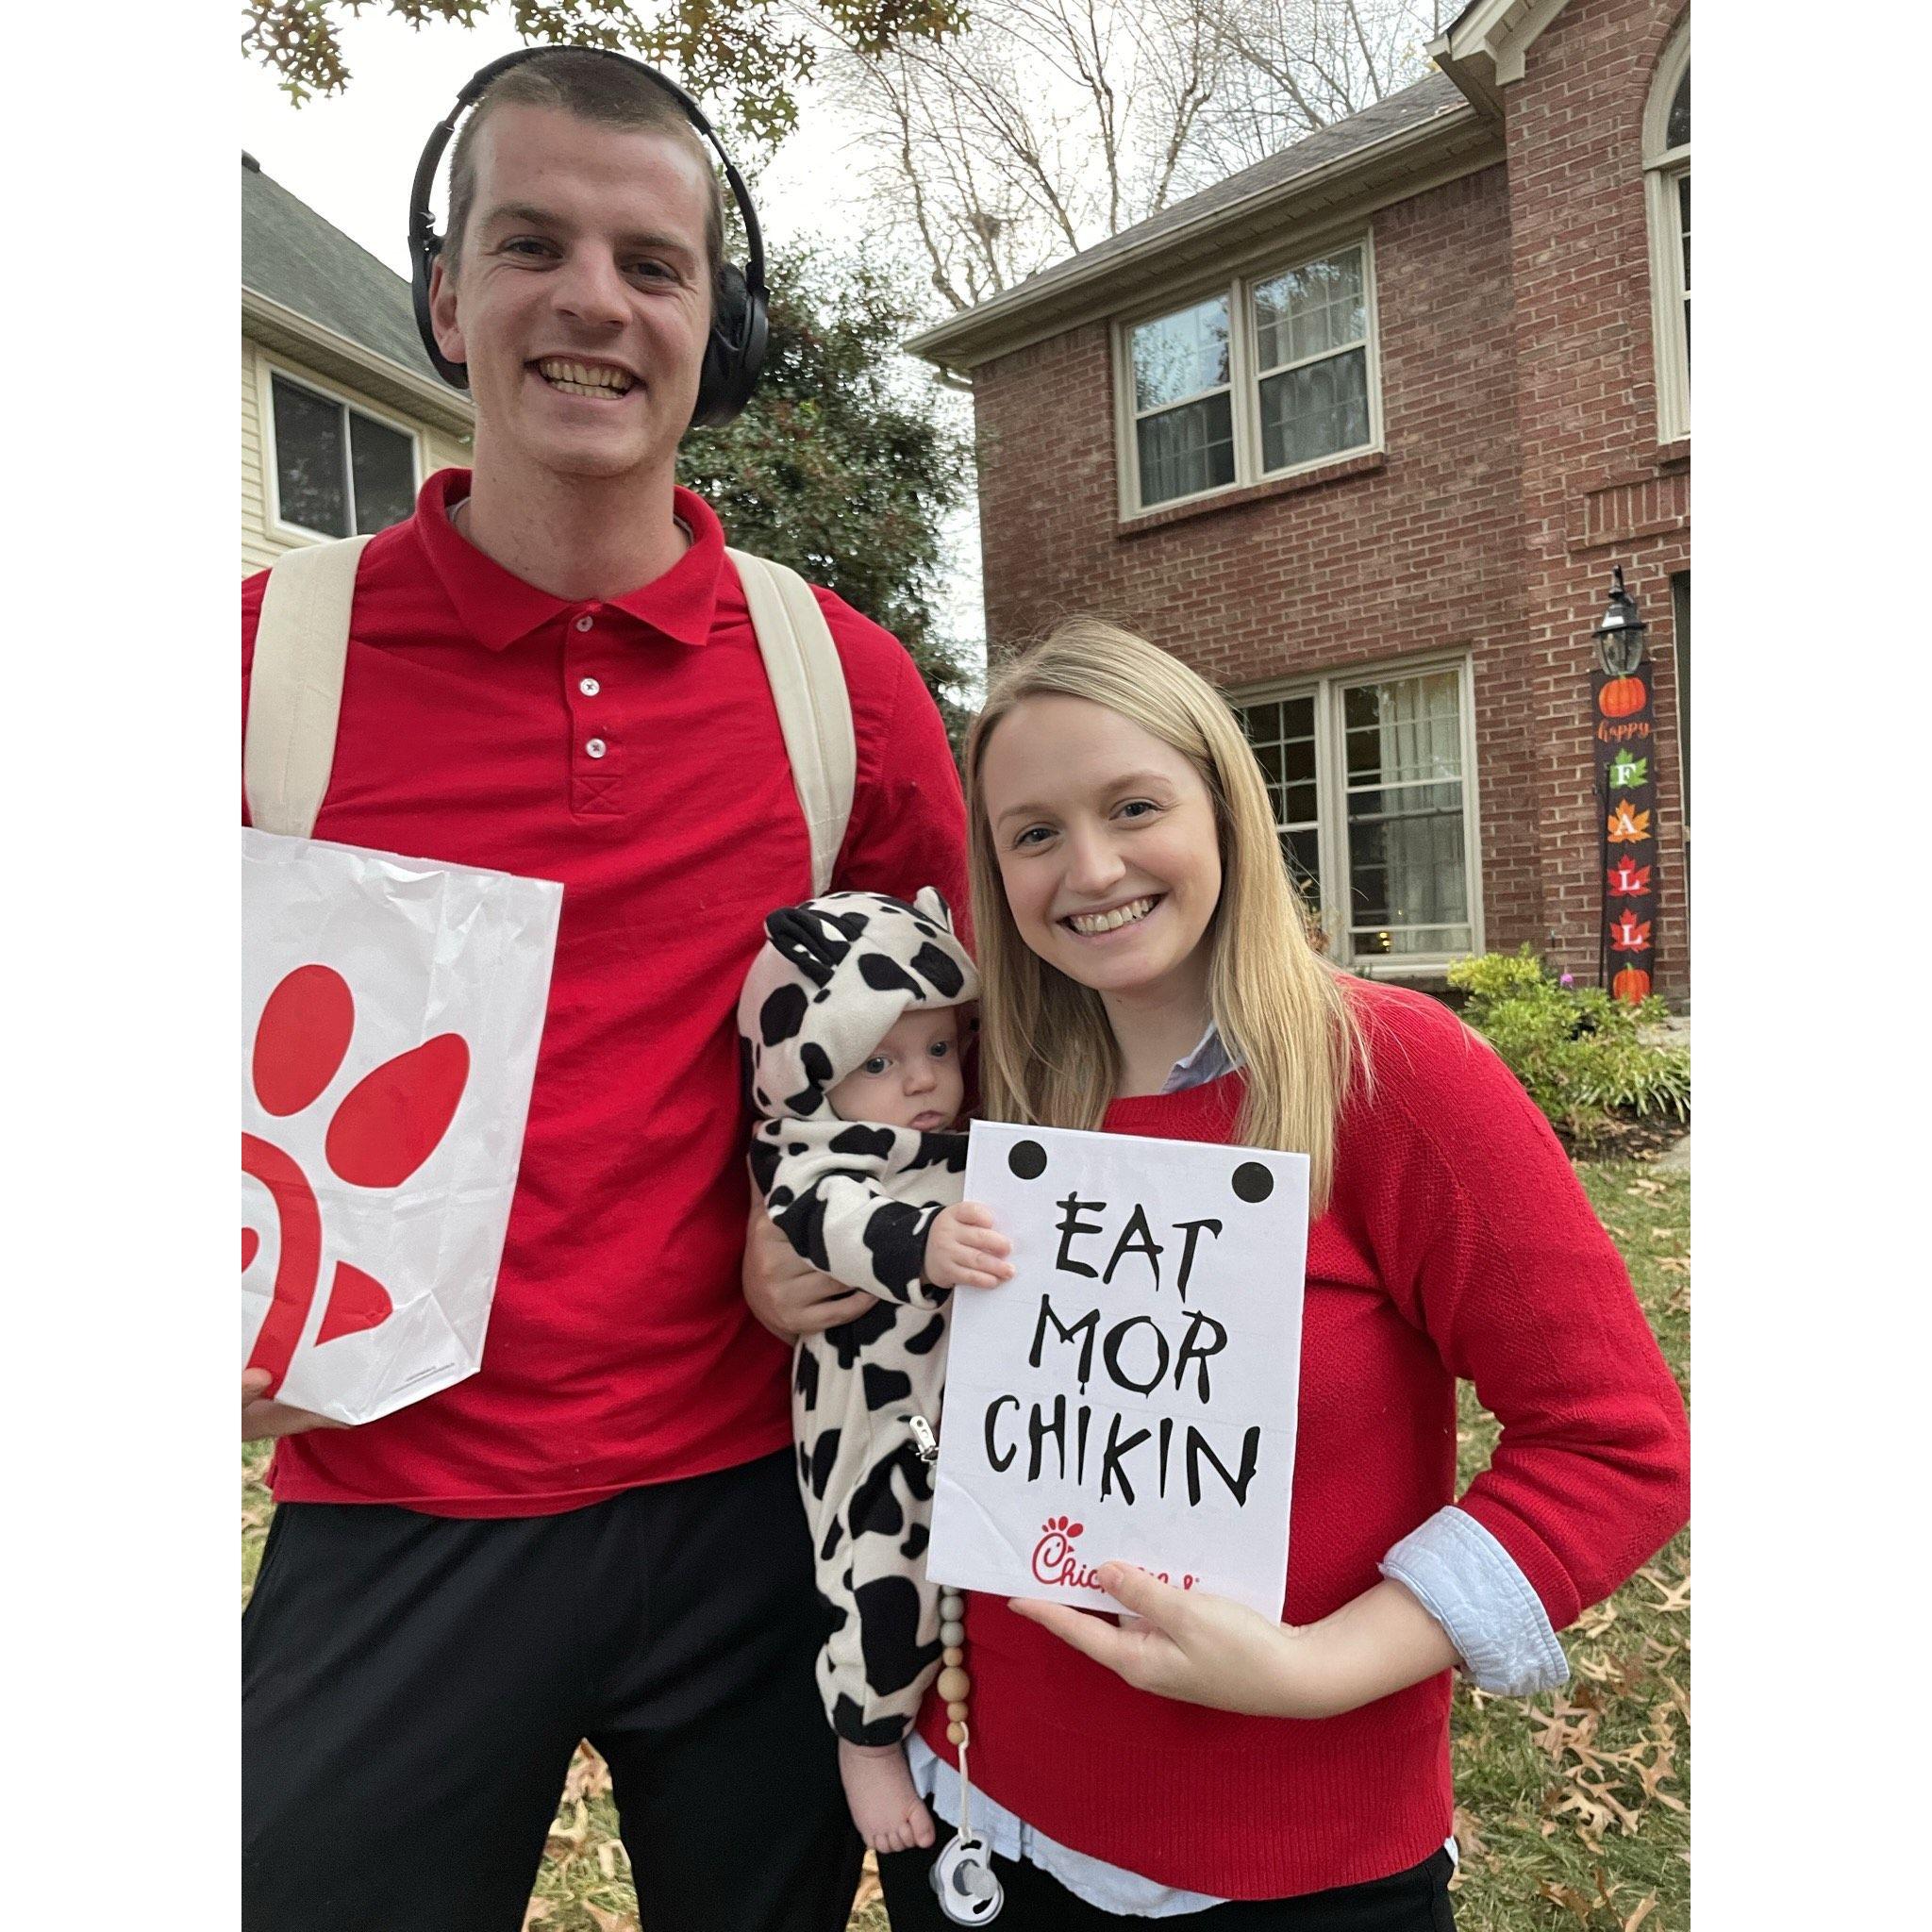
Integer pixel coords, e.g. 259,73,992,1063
242,965,470,1396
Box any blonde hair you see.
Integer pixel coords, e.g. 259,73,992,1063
964,618,1365,1213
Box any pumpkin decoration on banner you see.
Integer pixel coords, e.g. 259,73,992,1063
1613,963,1652,1004
1598,675,1646,720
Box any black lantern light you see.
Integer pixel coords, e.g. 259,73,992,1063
1591,565,1648,676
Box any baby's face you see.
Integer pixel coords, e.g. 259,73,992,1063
825,1006,964,1133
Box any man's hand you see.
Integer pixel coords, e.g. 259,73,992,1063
924,1201,1014,1291
242,1369,344,1443
741,1197,881,1340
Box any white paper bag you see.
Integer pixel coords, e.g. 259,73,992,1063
927,1120,1308,1617
242,828,563,1424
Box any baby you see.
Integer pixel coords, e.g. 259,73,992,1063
737,889,1011,1853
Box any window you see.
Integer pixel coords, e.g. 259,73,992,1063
1120,240,1379,513
1235,659,1479,969
1643,28,1690,441
269,371,419,541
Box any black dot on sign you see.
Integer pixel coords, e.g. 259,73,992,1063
1232,1161,1274,1204
1008,1139,1048,1181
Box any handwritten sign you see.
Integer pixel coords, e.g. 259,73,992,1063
926,1120,1307,1617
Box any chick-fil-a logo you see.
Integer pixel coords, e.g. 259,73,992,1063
242,964,469,1395
1030,1516,1198,1594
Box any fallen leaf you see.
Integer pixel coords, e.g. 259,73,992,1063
1624,1896,1657,1932
1537,1879,1595,1922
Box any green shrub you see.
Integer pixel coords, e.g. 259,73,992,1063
1446,945,1690,1145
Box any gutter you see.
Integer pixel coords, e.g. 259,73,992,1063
907,94,1491,370
241,286,475,438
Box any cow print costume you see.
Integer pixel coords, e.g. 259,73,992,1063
737,888,977,1747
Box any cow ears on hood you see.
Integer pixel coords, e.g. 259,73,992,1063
913,886,957,933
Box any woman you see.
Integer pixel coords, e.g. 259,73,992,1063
874,619,1690,1929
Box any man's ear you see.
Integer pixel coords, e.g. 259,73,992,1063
427,254,465,369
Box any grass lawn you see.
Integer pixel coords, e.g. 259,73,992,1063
242,1157,1689,1932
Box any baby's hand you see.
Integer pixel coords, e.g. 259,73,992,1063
924,1202,1015,1291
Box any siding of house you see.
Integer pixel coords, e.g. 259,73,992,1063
962,0,1690,993
241,334,472,575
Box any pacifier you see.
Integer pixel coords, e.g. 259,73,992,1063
931,1831,1004,1924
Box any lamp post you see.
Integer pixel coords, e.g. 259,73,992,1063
1592,567,1647,676
1590,568,1660,1002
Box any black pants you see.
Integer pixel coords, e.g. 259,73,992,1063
242,1450,862,1932
880,1820,1456,1930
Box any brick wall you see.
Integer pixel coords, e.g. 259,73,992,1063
963,0,1692,998
1506,0,1691,994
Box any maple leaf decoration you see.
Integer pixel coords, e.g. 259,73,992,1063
1607,857,1653,896
1607,750,1649,789
1607,800,1651,842
1609,910,1653,953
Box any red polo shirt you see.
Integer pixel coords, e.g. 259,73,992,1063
242,470,967,1515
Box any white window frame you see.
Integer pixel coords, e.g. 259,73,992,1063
1113,233,1384,519
1643,21,1691,444
260,357,424,546
1232,651,1485,976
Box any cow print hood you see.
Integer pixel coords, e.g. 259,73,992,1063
737,888,980,1125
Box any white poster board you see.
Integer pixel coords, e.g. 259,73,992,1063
242,829,562,1424
927,1119,1308,1618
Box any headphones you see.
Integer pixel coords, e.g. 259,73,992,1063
408,45,769,427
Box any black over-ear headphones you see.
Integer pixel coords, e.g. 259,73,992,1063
408,45,769,427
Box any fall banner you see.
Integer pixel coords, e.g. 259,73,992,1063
1591,660,1660,1003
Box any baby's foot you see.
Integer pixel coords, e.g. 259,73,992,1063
837,1738,937,1854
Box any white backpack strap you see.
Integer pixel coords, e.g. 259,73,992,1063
727,547,857,895
243,535,374,838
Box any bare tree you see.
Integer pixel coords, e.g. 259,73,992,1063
808,0,1441,312
1178,0,1443,186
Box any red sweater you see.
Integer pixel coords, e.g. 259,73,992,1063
917,980,1689,1898
243,474,967,1513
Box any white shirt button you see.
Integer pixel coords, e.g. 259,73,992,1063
575,614,594,633
578,677,600,696
586,738,607,758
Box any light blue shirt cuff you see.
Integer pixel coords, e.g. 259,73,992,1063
1380,1505,1570,1696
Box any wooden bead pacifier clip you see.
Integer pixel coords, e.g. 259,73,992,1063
931,1584,1003,1924
909,1416,1003,1924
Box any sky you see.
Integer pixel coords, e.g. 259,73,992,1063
238,4,987,660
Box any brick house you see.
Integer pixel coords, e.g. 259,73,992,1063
908,0,1691,997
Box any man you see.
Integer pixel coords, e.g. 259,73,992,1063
242,50,965,1932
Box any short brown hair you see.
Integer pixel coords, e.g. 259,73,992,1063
441,48,724,291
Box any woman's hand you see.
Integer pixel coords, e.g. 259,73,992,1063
924,1201,1015,1291
1008,1565,1460,1720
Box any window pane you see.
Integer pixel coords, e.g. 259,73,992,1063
1678,173,1690,373
350,414,416,534
272,375,348,538
1252,250,1365,372
1340,670,1471,958
1343,671,1462,782
1282,827,1323,906
1666,67,1690,150
1136,392,1235,506
1238,693,1322,906
1258,348,1370,473
1131,297,1230,411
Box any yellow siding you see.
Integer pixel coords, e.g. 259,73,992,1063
242,333,473,576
